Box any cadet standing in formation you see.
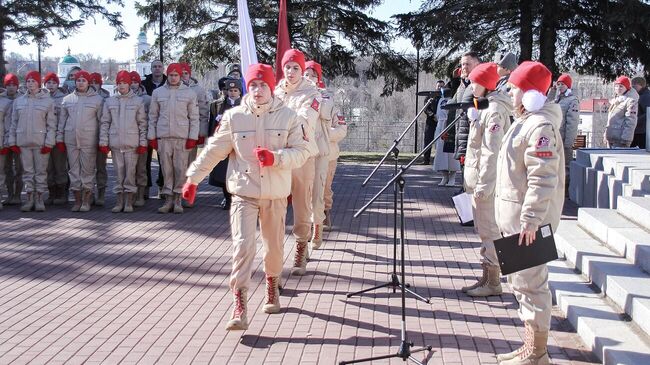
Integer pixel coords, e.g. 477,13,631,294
2,74,23,206
43,72,69,205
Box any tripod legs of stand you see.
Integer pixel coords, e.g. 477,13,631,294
345,273,430,303
338,342,432,365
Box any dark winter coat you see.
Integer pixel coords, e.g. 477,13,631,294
208,97,241,187
446,79,474,159
635,87,650,135
142,74,168,96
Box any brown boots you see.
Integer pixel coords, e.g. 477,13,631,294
80,189,92,212
225,289,248,331
71,190,82,212
158,195,174,213
467,264,502,297
134,187,145,207
497,324,550,364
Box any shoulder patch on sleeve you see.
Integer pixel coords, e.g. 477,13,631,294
535,151,554,158
337,114,346,125
488,124,501,133
311,98,320,111
536,136,550,148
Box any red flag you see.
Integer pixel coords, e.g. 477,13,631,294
275,0,291,82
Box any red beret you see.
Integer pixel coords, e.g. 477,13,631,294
557,73,572,89
25,71,42,86
615,75,631,91
245,63,276,94
281,49,306,72
166,63,183,76
509,61,552,94
89,72,102,85
116,70,131,85
43,72,60,85
3,73,19,87
305,60,325,88
179,62,191,76
129,71,142,85
468,62,499,91
74,70,91,82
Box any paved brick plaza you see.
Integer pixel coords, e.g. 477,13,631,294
0,163,597,364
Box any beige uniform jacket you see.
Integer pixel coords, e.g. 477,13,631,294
464,91,512,196
186,79,210,137
495,103,565,234
57,89,104,148
328,105,348,161
9,89,57,148
275,78,322,157
554,91,580,147
49,88,67,121
148,82,200,140
314,88,333,157
186,94,310,200
606,89,639,143
99,91,148,150
0,95,13,148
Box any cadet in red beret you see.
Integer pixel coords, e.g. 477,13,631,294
605,75,639,147
1,73,23,207
129,71,153,207
42,72,70,205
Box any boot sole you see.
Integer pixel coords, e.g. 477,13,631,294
291,267,307,276
263,305,281,314
225,321,248,331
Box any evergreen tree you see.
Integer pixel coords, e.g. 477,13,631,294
396,0,650,80
0,0,127,78
135,0,414,95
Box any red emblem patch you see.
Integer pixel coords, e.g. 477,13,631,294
310,98,320,111
536,136,550,148
337,114,346,125
488,124,500,133
535,151,553,158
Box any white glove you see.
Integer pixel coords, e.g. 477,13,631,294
467,107,479,122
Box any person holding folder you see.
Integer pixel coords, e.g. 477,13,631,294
494,61,565,365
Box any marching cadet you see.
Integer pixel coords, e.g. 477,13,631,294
183,63,310,330
89,72,110,206
99,70,148,213
304,60,332,248
148,63,199,214
461,63,512,297
605,75,639,148
180,62,209,209
2,74,23,206
275,49,322,275
43,72,69,205
494,61,564,365
553,74,580,184
8,71,57,212
58,70,104,212
130,71,152,207
208,78,242,210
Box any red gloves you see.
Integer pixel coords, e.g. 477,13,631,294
136,146,147,155
459,155,465,165
9,145,20,154
185,139,198,150
182,182,197,204
197,136,205,145
441,132,449,141
0,148,8,155
40,146,52,154
148,139,158,150
56,142,66,153
254,147,274,167
98,145,110,154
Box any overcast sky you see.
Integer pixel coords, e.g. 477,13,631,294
5,0,422,62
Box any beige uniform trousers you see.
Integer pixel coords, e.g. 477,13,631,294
68,147,97,191
291,157,315,242
311,155,329,224
46,148,68,187
471,195,500,267
135,153,148,188
5,151,23,192
95,152,108,190
499,217,552,332
112,149,138,194
158,138,190,195
229,195,288,291
324,160,337,211
21,148,49,193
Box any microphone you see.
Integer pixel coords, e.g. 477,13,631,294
416,88,452,98
440,97,489,111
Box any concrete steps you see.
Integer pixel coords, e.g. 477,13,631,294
550,196,650,363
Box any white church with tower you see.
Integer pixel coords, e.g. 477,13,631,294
130,31,151,76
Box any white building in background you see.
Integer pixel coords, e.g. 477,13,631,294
57,48,81,79
130,32,151,77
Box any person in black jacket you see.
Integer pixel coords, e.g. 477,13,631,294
208,78,242,210
422,80,446,165
141,60,168,199
632,77,650,149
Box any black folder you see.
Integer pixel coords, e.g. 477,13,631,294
494,224,558,275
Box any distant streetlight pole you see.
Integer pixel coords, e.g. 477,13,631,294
414,44,420,153
159,0,164,62
37,42,42,74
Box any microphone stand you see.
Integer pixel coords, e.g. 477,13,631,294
339,112,466,365
346,96,435,303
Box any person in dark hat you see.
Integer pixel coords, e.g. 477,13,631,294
493,50,518,93
208,78,242,210
225,63,242,79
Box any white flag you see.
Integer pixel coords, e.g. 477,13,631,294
237,0,258,72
